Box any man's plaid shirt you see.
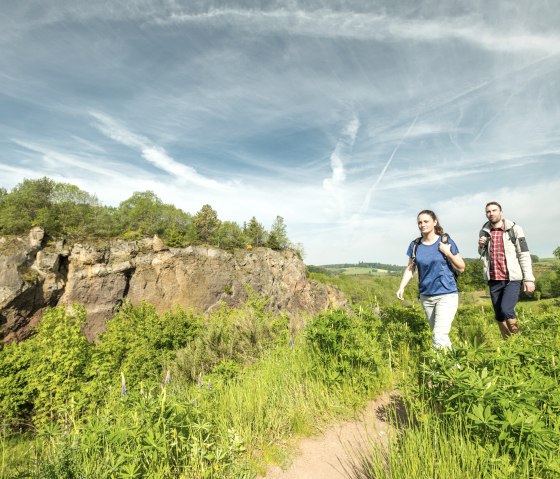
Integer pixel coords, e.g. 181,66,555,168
489,224,508,280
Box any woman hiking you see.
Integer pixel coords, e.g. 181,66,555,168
396,210,465,349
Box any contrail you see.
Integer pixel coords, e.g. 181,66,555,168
361,114,418,212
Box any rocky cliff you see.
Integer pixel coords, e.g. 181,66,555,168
0,227,346,342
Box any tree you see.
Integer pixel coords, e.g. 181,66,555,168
266,215,289,250
216,221,244,250
244,216,267,247
161,204,193,247
0,177,55,234
553,246,560,261
117,191,165,236
46,182,100,236
456,258,486,291
193,204,221,243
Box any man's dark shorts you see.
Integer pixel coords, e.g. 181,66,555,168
488,280,521,321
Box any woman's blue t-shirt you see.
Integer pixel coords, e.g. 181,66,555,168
406,237,459,296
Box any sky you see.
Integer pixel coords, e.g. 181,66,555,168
1,0,559,265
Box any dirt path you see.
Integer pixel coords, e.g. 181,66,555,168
258,392,399,479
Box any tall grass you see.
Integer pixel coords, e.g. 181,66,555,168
0,302,394,478
345,301,560,479
344,414,519,479
3,286,558,478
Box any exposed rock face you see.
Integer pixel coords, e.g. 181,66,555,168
1,229,346,341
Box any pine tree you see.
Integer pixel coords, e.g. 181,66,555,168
267,215,289,250
244,216,267,247
193,204,221,243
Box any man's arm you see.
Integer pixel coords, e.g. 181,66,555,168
478,229,489,256
513,224,535,286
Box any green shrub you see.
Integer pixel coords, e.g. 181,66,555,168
412,309,560,474
172,289,288,382
305,309,385,392
87,302,201,399
0,306,92,427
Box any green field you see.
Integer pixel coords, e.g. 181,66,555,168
328,266,396,276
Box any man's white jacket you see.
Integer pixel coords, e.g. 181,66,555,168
478,219,535,283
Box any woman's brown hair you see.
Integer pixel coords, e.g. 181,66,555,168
417,209,444,236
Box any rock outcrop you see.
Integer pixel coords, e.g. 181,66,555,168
0,229,346,341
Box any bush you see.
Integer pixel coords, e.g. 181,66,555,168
0,306,92,427
87,302,201,399
172,289,289,382
305,309,384,392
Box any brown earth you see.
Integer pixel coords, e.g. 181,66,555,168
258,392,402,479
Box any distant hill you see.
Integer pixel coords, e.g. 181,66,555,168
321,262,404,270
308,262,404,276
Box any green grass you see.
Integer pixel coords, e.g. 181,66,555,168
0,303,393,478
2,274,560,478
346,300,560,479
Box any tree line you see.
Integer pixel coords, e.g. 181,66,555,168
0,177,294,252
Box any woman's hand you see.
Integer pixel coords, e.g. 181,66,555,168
396,287,405,300
439,242,452,257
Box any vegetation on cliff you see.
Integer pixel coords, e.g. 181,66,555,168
0,177,294,251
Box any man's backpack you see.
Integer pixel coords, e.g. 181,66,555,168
480,223,517,252
411,233,459,281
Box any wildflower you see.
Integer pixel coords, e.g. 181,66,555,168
120,371,127,396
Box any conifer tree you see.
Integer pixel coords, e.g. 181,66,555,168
193,204,221,243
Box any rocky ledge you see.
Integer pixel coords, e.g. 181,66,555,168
0,227,346,342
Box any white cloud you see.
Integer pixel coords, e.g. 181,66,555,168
361,115,418,212
322,116,360,217
90,112,231,191
158,7,560,54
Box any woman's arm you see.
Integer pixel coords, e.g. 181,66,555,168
439,242,466,273
396,258,415,300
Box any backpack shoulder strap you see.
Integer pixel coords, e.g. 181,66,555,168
441,233,459,280
411,237,422,272
411,237,422,261
508,222,517,244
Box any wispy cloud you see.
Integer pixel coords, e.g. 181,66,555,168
90,112,231,190
379,156,541,191
11,139,126,178
6,3,559,55
361,115,418,212
2,1,559,264
158,7,560,54
323,116,360,216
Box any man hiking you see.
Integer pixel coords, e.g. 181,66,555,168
478,201,535,338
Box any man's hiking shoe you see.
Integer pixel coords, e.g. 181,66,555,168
505,318,520,335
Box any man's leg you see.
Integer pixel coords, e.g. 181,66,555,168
489,280,521,338
501,281,522,336
489,281,509,338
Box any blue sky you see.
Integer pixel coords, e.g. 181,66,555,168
1,1,559,265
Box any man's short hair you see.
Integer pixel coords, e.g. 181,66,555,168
485,201,502,211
